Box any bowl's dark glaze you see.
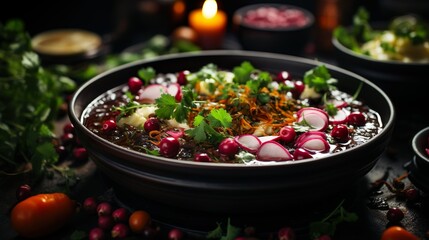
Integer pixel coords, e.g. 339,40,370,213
406,127,429,193
69,50,395,229
233,4,314,55
331,37,428,113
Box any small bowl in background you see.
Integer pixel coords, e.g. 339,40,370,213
405,126,429,193
233,4,315,55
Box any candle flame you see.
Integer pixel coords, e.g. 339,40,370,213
202,0,217,18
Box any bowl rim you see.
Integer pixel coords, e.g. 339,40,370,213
69,49,395,169
412,126,429,163
233,3,315,31
332,34,429,66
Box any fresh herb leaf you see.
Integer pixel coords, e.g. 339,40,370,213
309,199,358,239
113,101,143,121
233,61,254,84
304,65,337,93
138,67,156,86
206,218,241,240
186,109,232,144
155,94,178,119
207,108,232,128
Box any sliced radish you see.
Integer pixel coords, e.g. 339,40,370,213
296,107,329,131
329,108,348,124
258,135,280,143
295,131,327,147
295,137,330,153
234,134,261,153
256,141,293,161
139,84,168,103
167,128,184,139
167,83,183,102
327,99,348,109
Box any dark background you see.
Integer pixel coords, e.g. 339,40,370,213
4,0,427,53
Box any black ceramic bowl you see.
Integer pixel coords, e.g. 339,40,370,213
406,126,429,193
233,4,314,55
332,36,428,114
69,50,395,230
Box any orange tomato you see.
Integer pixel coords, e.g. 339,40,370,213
10,192,76,238
128,210,151,234
381,226,420,240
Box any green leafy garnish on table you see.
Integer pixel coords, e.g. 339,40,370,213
0,19,76,179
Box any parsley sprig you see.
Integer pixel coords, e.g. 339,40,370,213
303,65,337,93
155,87,196,123
186,108,232,144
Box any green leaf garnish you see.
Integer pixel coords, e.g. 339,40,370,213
304,65,337,93
138,67,156,86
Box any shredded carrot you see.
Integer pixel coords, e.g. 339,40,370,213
149,130,161,140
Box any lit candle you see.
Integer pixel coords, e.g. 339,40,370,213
189,0,227,49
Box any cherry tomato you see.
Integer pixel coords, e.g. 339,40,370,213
10,192,76,238
380,226,420,240
128,210,151,234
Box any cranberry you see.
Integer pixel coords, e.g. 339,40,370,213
330,124,349,142
278,227,295,240
112,207,129,223
63,122,75,134
98,215,114,230
111,223,129,239
159,137,180,158
89,227,106,240
16,184,32,201
102,119,117,132
347,112,366,126
292,80,305,96
276,71,292,82
83,196,98,214
97,202,113,216
293,148,313,160
404,188,419,201
128,77,143,94
386,207,404,222
194,153,211,162
279,126,296,143
55,145,68,160
168,228,184,240
177,70,189,85
218,138,240,157
61,132,75,146
144,117,161,132
73,147,88,161
314,235,332,240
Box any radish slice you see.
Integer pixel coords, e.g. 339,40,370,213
256,141,293,161
167,128,184,139
295,137,330,153
167,83,182,102
295,131,326,147
296,107,329,131
234,134,261,153
139,84,168,103
258,135,281,143
329,108,348,124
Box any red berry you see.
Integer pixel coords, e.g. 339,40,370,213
347,112,366,126
61,132,75,146
102,119,117,132
194,153,211,162
111,223,129,239
177,71,189,85
16,184,32,201
404,188,419,201
83,196,98,214
386,207,404,222
293,80,305,95
218,138,239,157
128,77,143,94
168,228,184,240
278,227,295,240
112,208,129,223
98,215,114,230
315,235,332,240
63,123,75,134
89,227,106,240
331,124,349,142
73,147,88,161
277,71,292,82
144,117,161,132
97,202,113,216
159,137,180,158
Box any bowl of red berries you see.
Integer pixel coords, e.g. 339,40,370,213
406,126,429,192
233,4,314,55
69,50,395,231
